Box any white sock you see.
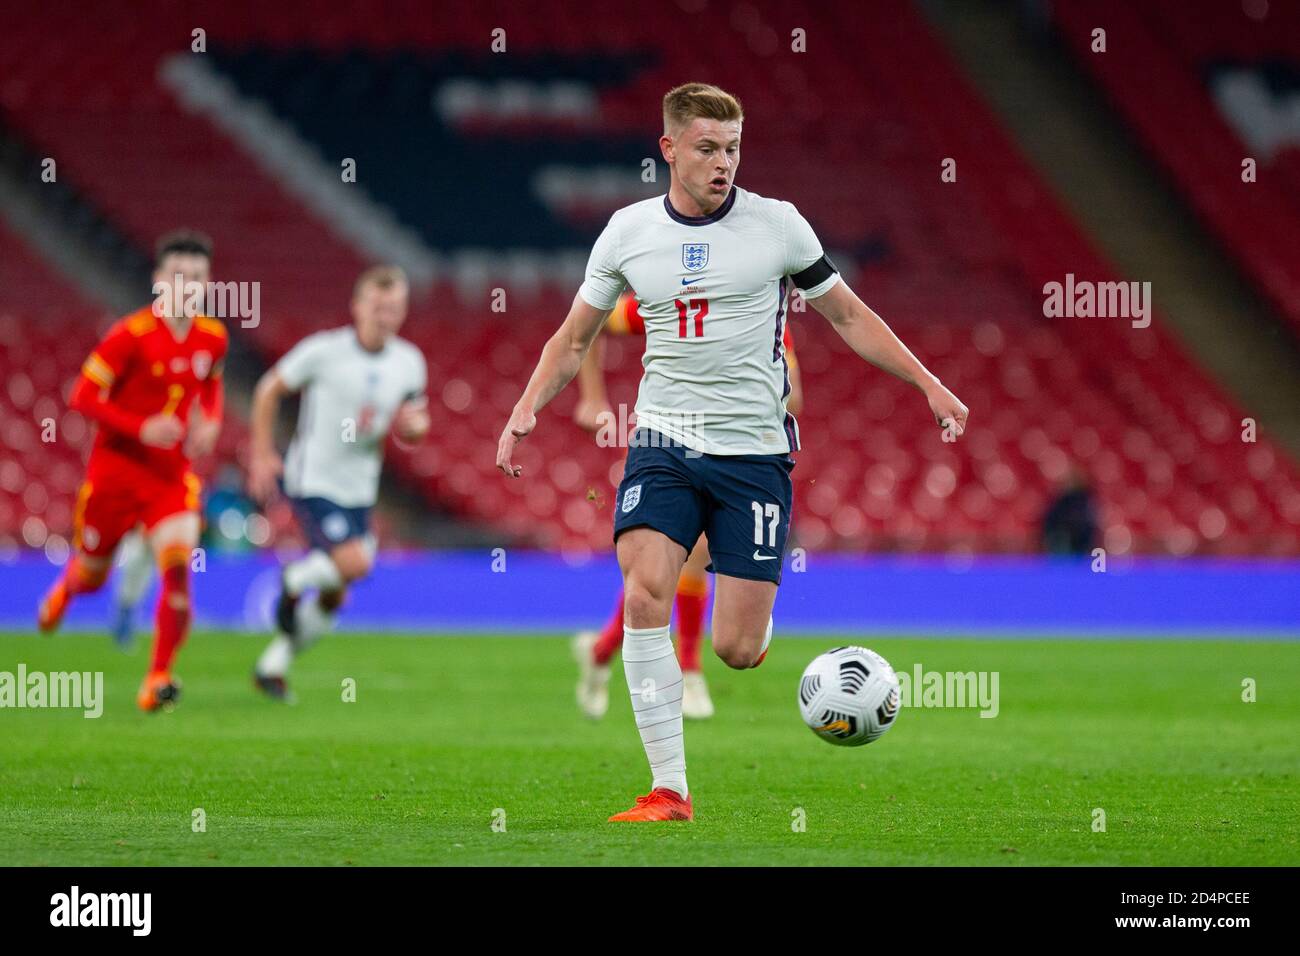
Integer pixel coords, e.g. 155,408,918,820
283,550,341,597
115,531,154,608
622,624,687,798
256,596,338,677
256,635,293,677
294,596,337,652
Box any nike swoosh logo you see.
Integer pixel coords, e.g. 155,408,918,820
753,551,777,561
681,277,695,285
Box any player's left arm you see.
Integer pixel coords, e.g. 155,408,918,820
808,280,967,435
393,351,431,444
185,337,226,459
782,203,965,434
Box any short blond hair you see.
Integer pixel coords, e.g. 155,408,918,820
663,82,743,136
353,264,408,299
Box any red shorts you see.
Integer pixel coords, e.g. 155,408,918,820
72,471,201,558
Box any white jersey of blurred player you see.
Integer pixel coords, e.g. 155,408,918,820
279,326,427,507
248,267,430,700
579,187,835,454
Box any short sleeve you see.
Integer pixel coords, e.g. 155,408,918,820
784,203,840,299
577,214,627,311
276,333,329,391
82,321,135,389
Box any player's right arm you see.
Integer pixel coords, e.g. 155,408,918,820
572,292,639,432
572,336,610,433
247,369,290,504
498,214,625,477
69,321,184,449
247,332,325,503
497,293,612,478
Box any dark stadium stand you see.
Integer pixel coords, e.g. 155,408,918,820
1053,0,1300,338
0,0,1296,556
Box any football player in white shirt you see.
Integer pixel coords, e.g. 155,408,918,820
247,266,430,701
497,83,968,821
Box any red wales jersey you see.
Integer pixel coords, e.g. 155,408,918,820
78,307,228,485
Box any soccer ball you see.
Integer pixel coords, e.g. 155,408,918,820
798,646,901,746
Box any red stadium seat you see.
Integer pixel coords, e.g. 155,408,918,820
0,0,1294,555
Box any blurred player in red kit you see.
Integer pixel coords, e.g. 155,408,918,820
569,292,803,720
37,231,228,712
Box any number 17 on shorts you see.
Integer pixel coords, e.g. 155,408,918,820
752,501,780,558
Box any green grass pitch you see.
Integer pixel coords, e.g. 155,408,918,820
1,630,1296,866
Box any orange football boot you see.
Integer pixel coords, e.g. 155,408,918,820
137,671,182,712
37,578,70,634
608,788,694,822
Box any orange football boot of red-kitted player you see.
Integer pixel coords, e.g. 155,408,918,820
135,542,194,712
608,788,694,822
137,669,183,713
37,579,70,633
36,583,67,633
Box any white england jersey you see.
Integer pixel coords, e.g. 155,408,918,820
578,186,840,455
277,327,427,508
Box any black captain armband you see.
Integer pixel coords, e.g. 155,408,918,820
790,255,838,292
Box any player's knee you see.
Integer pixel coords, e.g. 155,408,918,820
714,639,759,670
331,540,372,583
623,579,672,628
335,553,369,583
712,623,762,669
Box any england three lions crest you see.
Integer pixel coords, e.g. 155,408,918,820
682,243,709,272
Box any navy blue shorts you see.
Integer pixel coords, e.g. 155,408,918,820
289,495,371,552
613,429,795,584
